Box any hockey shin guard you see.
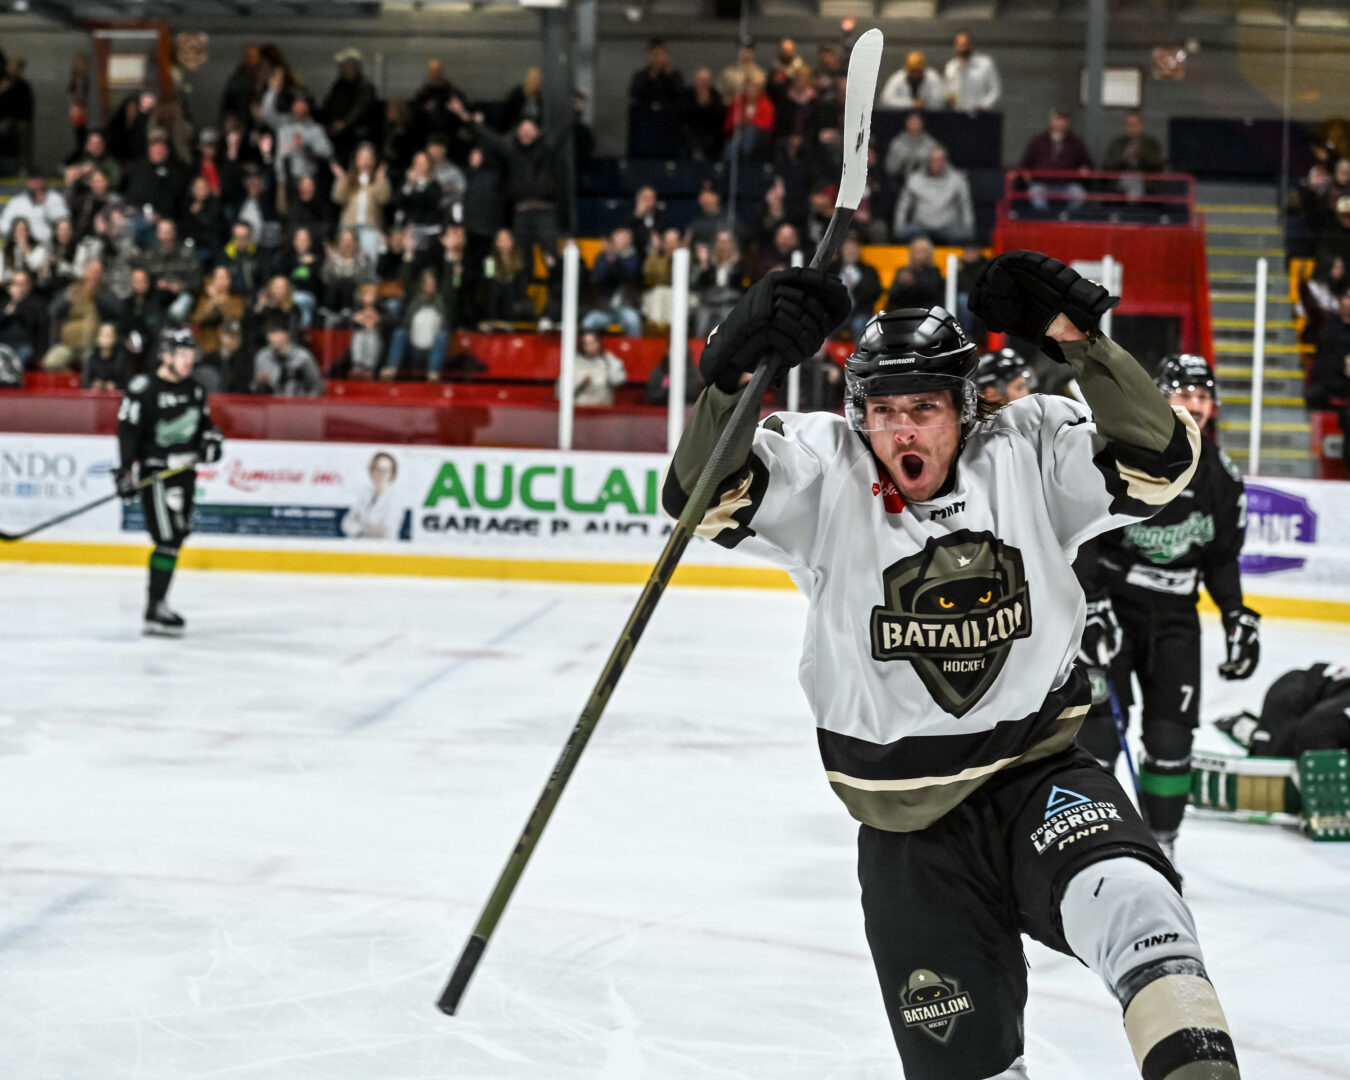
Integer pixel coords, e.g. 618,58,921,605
1139,753,1191,835
1061,857,1238,1079
149,544,179,603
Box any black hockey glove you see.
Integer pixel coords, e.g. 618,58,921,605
114,465,139,499
968,250,1118,359
1077,594,1123,669
698,267,850,393
1218,606,1260,680
201,427,225,464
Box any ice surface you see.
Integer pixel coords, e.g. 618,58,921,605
1,564,1348,1079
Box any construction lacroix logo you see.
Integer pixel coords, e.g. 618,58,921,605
1029,785,1123,855
869,530,1031,717
899,969,975,1045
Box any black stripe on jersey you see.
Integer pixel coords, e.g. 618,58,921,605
817,666,1090,782
1141,1029,1239,1080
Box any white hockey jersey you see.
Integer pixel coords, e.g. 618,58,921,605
665,337,1199,832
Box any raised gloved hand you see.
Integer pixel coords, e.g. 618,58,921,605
1218,606,1260,680
114,465,139,499
968,250,1118,357
1077,594,1124,669
201,427,225,464
698,267,850,393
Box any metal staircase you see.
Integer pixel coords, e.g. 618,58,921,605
1197,181,1313,479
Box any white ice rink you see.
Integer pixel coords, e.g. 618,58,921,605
1,563,1348,1079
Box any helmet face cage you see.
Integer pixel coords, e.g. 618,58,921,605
845,306,979,433
1154,353,1218,407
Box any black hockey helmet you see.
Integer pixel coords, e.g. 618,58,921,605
844,307,979,430
1154,353,1218,405
159,325,198,357
975,348,1037,394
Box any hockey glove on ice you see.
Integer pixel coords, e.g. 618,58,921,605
1077,594,1124,669
1218,606,1260,680
114,465,139,499
201,428,225,464
968,250,1118,359
698,267,850,393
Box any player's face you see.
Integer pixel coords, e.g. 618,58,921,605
1169,386,1214,428
864,391,962,503
1005,375,1031,401
163,347,195,380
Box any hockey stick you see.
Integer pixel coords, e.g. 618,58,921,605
0,464,194,543
1107,682,1141,797
435,27,885,1017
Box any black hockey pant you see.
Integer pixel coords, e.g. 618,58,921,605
1253,668,1350,757
140,471,195,605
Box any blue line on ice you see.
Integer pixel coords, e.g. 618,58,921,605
0,883,102,953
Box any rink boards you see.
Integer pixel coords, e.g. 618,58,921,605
2,433,1348,620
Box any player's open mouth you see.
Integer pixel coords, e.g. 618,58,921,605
900,453,925,480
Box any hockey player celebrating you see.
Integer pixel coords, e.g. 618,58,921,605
1076,353,1258,865
974,345,1037,405
665,253,1239,1078
116,326,224,636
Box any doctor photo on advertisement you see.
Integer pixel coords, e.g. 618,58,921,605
341,451,406,540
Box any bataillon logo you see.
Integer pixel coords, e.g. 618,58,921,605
899,969,975,1045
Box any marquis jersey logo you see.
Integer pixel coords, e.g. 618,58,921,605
899,969,975,1045
870,530,1032,717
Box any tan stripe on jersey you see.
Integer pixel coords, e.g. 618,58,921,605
695,469,756,541
1113,406,1201,507
825,705,1087,832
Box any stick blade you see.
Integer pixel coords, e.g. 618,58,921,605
437,934,488,1015
836,27,884,212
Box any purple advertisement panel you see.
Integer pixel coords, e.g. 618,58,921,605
1240,484,1318,574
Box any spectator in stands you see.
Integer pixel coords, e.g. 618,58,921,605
1319,196,1350,264
1103,111,1166,200
774,60,819,166
893,147,974,244
630,38,684,114
193,129,222,194
431,223,477,342
1299,254,1347,345
261,72,334,185
691,229,744,337
191,265,246,356
836,236,882,342
118,266,167,373
382,98,417,171
122,132,189,246
462,146,504,270
67,52,91,153
323,48,377,165
478,228,535,329
105,91,155,168
330,144,389,264
561,330,627,407
67,169,113,241
252,318,324,397
803,182,837,250
720,37,765,103
582,226,643,338
886,237,944,309
815,43,844,97
67,130,121,191
644,350,700,406
180,176,225,268
723,73,774,164
1,176,70,249
502,66,544,132
0,56,35,174
628,186,667,256
409,59,462,148
0,269,47,366
43,258,120,372
284,172,333,242
754,176,794,253
1296,162,1334,251
382,266,449,382
881,51,944,110
1019,106,1092,214
955,243,990,340
249,275,304,352
1326,158,1350,216
641,227,684,332
0,217,46,288
681,68,725,162
426,134,467,213
281,227,324,327
81,321,129,391
452,98,569,281
221,221,269,297
687,182,732,252
234,165,280,247
753,221,802,283
221,45,266,126
321,226,376,313
217,125,253,210
331,283,390,379
884,111,942,181
196,318,250,394
857,142,898,244
142,218,200,322
44,218,80,294
943,30,1001,113
395,151,444,237
1308,292,1350,473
